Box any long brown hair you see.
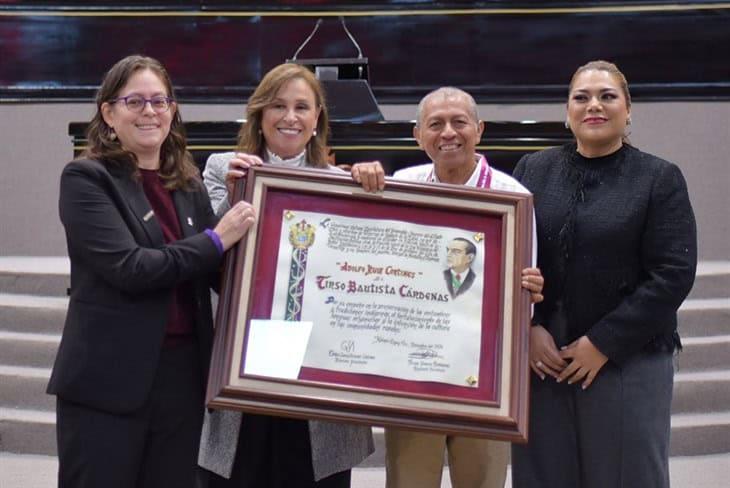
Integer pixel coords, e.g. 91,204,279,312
83,54,198,189
236,63,329,168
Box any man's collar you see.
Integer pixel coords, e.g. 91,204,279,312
450,268,470,277
431,153,485,187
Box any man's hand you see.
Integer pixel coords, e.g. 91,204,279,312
521,267,544,303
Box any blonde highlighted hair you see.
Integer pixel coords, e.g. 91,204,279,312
237,63,329,168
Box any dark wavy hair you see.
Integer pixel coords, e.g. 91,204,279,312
83,54,198,189
236,63,329,168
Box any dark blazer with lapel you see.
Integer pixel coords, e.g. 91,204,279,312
47,159,222,414
443,268,475,299
513,144,696,365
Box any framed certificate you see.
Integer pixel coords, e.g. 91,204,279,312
207,165,533,441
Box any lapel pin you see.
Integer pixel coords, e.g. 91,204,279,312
187,217,194,226
143,210,154,222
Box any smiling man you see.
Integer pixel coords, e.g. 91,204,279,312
351,86,542,488
385,87,534,488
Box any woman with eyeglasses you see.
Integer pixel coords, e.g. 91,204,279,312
47,54,255,488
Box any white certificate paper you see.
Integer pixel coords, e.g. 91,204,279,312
243,320,313,379
271,210,486,387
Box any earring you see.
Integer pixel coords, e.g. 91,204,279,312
258,129,263,135
626,117,632,126
313,129,318,137
564,120,570,130
109,128,117,141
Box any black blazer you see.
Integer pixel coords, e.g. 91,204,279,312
47,159,222,414
443,268,475,299
513,144,696,365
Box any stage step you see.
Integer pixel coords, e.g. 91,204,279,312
0,257,69,297
0,259,728,460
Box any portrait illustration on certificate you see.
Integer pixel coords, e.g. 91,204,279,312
443,237,479,299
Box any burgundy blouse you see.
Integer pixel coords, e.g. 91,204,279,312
139,169,195,346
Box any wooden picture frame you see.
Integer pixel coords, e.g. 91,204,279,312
207,165,533,441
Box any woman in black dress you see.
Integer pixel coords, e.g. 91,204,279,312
511,60,697,488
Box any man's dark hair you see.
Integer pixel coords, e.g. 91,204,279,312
452,237,476,257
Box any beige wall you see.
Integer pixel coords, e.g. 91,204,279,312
1,102,728,260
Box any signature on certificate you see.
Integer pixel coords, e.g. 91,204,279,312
408,349,438,360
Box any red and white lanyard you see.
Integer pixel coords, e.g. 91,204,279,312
428,154,493,189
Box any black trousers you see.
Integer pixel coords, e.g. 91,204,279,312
207,414,351,488
512,351,673,488
56,341,204,488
